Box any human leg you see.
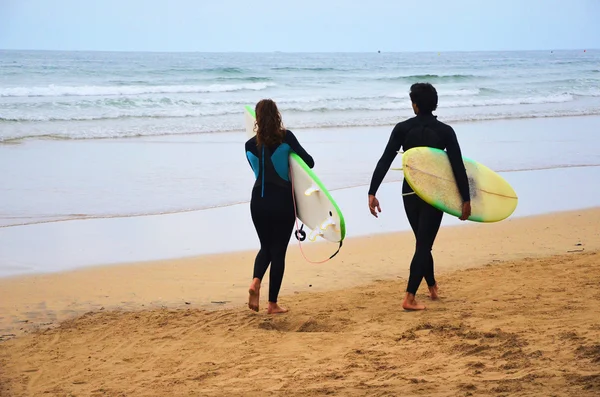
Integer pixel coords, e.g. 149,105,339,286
266,192,296,314
406,200,443,289
402,192,426,310
248,190,273,312
421,202,443,296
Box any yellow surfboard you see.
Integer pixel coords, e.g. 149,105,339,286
401,147,518,222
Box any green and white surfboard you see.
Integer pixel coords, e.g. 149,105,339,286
244,105,345,243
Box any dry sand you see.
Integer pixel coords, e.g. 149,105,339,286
1,208,599,396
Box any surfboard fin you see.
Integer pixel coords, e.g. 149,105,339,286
307,217,338,241
319,217,336,232
308,228,323,242
304,185,320,196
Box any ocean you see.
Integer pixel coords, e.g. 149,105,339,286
1,49,599,141
1,49,600,231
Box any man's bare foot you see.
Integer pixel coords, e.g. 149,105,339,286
248,278,261,312
428,284,439,300
402,293,426,311
267,302,288,314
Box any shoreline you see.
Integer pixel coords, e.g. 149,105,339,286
2,163,600,278
2,204,598,279
1,207,599,341
1,164,599,230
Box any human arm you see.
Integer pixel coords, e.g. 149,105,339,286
368,123,405,197
367,123,405,217
445,128,471,220
285,130,315,168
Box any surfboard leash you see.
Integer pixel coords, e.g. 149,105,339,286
289,164,343,264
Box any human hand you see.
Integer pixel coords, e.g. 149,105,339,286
459,201,471,221
369,195,381,218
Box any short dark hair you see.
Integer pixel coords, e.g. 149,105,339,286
409,83,438,113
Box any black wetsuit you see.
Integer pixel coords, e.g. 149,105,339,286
368,113,470,295
245,130,314,303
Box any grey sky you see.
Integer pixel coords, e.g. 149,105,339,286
1,0,598,52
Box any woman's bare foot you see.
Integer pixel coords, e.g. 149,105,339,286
248,278,261,312
402,293,426,311
428,284,439,300
267,302,288,314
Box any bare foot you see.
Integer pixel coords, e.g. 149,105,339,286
402,293,426,311
428,284,439,300
248,278,261,312
267,302,288,314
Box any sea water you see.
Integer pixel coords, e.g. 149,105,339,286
1,50,599,229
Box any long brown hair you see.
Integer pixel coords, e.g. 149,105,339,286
255,99,285,147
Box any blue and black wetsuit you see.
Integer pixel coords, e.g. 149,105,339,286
368,113,470,295
245,130,314,303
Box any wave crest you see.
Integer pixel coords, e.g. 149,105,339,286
0,82,276,98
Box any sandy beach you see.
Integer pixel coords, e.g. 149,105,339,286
1,207,599,396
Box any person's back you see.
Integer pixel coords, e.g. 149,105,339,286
245,129,313,197
397,115,456,152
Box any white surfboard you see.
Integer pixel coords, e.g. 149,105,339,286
244,105,345,243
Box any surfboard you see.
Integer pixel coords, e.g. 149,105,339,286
244,105,346,243
401,147,518,223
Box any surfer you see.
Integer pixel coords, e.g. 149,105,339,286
244,99,315,314
367,83,471,311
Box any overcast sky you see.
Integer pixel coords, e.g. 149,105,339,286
1,0,598,52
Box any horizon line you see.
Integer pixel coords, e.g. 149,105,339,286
0,48,597,54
